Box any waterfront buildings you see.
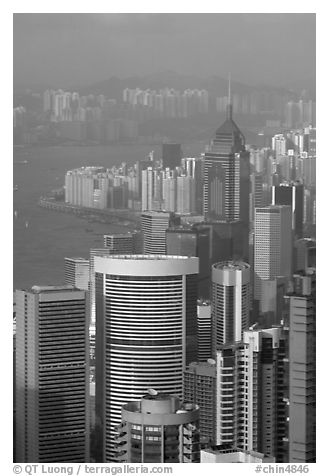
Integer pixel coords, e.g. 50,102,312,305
94,254,199,461
115,392,200,463
15,285,90,462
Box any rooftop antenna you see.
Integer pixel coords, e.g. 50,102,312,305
227,72,233,120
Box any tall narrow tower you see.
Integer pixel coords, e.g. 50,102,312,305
15,285,90,463
203,76,250,225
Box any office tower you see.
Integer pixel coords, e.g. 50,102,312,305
272,134,287,156
166,224,211,299
141,211,171,254
201,446,275,463
103,233,135,254
287,272,316,463
184,360,216,445
250,173,264,225
260,277,287,327
89,248,113,333
15,285,90,463
162,171,176,212
272,182,304,238
64,257,89,290
254,206,292,302
216,327,287,461
294,238,316,272
162,143,182,169
203,84,250,227
212,261,250,349
94,254,199,461
141,167,153,211
209,220,249,264
176,175,196,214
116,392,200,463
197,300,212,361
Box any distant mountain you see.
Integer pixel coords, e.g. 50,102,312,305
281,77,316,99
74,71,280,100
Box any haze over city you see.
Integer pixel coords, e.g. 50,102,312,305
14,13,315,90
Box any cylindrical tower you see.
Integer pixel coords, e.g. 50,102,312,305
94,254,199,462
212,260,250,350
116,392,200,463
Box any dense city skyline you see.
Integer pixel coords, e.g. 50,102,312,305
13,11,317,469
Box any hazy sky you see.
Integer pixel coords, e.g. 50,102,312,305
13,13,316,88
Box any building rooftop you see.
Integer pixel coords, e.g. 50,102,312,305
29,285,78,294
95,254,193,261
213,260,250,271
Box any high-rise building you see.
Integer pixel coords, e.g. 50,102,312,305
197,300,212,361
141,211,171,254
254,205,292,302
294,238,316,273
184,360,216,445
64,257,90,290
203,88,250,227
115,392,200,463
94,254,199,462
272,182,304,239
103,233,135,254
15,285,90,462
162,143,182,169
212,261,250,350
287,272,316,463
176,175,196,214
166,224,211,299
216,327,287,461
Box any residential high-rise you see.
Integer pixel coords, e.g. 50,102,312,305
94,255,199,462
212,261,250,350
203,85,250,228
272,182,304,239
216,327,287,461
15,285,90,463
287,272,316,463
141,211,171,254
64,257,89,290
184,360,216,445
162,143,182,169
254,205,292,302
115,392,200,463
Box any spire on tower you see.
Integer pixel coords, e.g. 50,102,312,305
227,72,233,120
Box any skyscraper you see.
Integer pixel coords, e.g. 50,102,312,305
15,285,90,463
272,182,304,239
141,211,171,254
103,233,135,254
203,81,250,227
197,300,212,361
287,272,316,462
254,205,292,302
94,254,199,462
115,392,200,463
64,257,89,290
184,360,217,445
216,327,287,461
212,260,250,350
166,224,211,299
162,143,182,169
